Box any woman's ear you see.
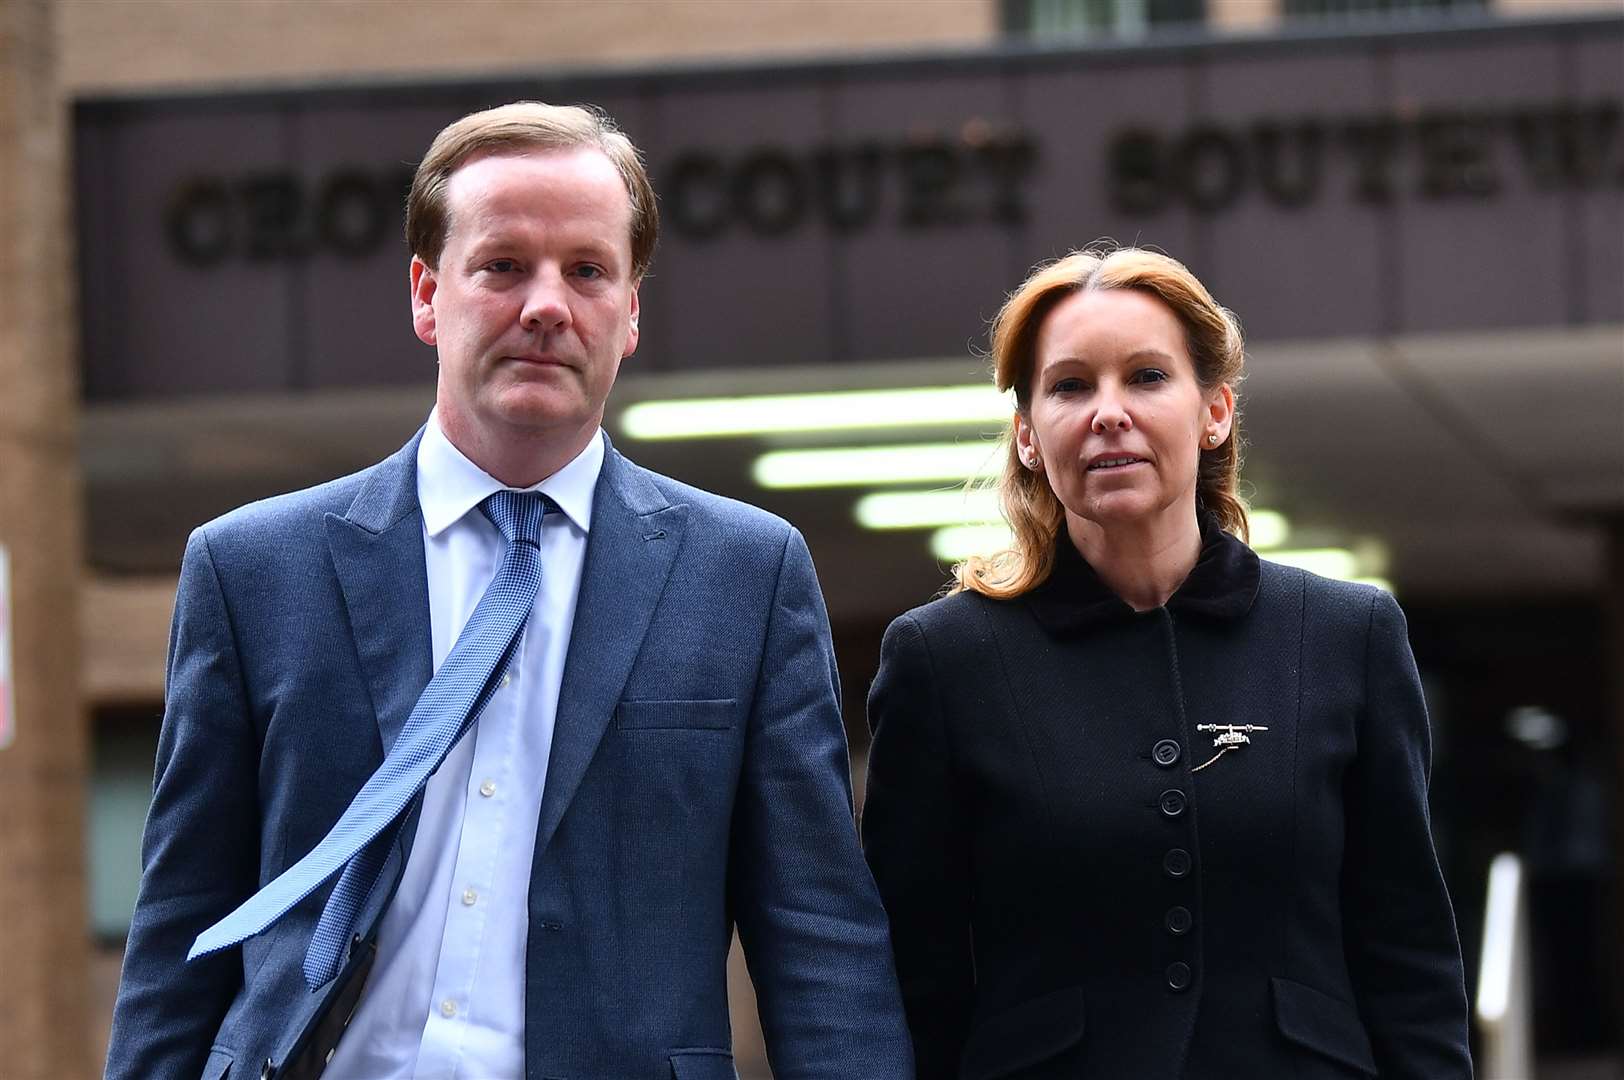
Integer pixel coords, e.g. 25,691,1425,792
1014,412,1043,471
1205,383,1235,445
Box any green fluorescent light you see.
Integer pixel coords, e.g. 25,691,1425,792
620,385,1009,440
930,523,1015,562
1248,509,1289,549
753,441,1004,489
928,528,1394,593
1265,548,1359,580
855,489,1003,530
882,496,1283,540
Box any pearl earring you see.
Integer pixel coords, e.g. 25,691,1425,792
1206,433,1220,446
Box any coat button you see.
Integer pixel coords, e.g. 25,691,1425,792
1167,962,1192,991
1159,789,1187,818
1163,848,1191,878
1153,739,1180,767
1166,906,1193,935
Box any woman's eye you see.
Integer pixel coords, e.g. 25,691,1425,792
1052,377,1084,393
1132,368,1169,384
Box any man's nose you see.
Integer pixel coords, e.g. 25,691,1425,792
520,270,570,333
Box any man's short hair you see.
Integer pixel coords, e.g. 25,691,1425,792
406,101,659,279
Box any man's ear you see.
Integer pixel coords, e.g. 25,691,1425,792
410,256,438,346
622,282,640,359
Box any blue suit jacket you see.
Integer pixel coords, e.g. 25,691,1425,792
106,431,913,1080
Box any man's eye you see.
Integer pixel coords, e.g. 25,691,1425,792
484,260,519,274
574,264,604,280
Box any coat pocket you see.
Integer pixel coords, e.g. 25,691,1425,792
617,699,738,730
201,1045,234,1080
1271,976,1378,1076
960,986,1087,1080
669,1048,738,1080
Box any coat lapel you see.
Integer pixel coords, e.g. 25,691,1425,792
535,439,686,855
325,429,434,756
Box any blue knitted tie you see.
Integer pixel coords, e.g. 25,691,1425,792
188,491,547,988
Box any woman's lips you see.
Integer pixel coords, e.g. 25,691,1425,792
1087,454,1146,472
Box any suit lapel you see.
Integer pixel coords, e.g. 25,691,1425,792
535,440,686,855
325,430,434,757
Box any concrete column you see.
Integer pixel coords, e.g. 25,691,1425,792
0,1,93,1077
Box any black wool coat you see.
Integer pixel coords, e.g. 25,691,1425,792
862,522,1473,1080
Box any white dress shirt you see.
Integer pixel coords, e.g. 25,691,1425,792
326,412,600,1080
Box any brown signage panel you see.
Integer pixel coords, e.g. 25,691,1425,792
74,20,1624,403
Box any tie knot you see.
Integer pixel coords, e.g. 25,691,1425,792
480,490,548,548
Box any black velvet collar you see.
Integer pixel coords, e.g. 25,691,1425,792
1025,511,1260,635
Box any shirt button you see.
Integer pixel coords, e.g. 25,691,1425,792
1167,962,1192,991
479,779,496,798
1153,739,1181,768
440,998,457,1018
500,671,512,688
1166,906,1193,935
1159,788,1187,818
1163,848,1191,878
462,887,478,906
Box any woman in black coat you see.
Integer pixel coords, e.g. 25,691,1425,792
861,247,1473,1080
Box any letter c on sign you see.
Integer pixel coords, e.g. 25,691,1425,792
166,180,234,266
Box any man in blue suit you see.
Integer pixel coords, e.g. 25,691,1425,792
106,102,912,1080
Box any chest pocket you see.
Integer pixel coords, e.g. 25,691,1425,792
616,699,737,730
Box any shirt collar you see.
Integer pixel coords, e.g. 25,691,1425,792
1025,509,1261,636
417,410,603,539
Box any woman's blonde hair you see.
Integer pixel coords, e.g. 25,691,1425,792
956,246,1248,599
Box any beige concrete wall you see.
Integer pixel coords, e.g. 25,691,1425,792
58,0,998,94
1497,0,1624,15
1208,0,1623,29
0,0,93,1076
1209,0,1282,32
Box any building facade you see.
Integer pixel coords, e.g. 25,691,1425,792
1,0,1620,1075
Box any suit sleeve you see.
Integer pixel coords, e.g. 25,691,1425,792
729,527,914,1079
1342,590,1473,1079
105,528,260,1080
862,613,975,1080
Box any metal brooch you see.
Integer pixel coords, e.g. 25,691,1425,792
1191,723,1269,772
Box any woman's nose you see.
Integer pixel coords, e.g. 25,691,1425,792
1091,385,1132,433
